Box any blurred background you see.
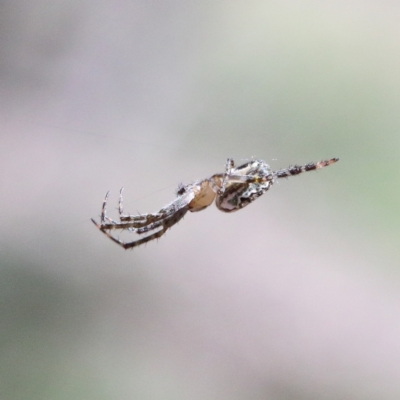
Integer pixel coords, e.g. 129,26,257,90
1,1,400,399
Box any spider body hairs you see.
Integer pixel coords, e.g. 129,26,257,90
91,157,339,249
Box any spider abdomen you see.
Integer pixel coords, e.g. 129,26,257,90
216,181,272,212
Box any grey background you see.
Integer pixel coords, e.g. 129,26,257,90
1,1,400,399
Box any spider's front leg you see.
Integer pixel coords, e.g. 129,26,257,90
92,186,196,249
92,202,190,250
91,191,122,230
91,189,147,231
118,187,148,225
117,187,171,229
94,190,119,225
105,205,188,249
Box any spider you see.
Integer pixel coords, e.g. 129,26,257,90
92,157,338,249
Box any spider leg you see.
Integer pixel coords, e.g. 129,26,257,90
118,187,125,217
117,187,175,228
92,186,196,248
92,211,172,232
122,227,169,249
219,158,235,195
105,216,119,224
221,174,273,185
96,190,145,227
91,206,188,249
98,190,130,226
123,206,188,249
93,216,173,235
211,173,274,193
273,158,339,179
100,191,111,223
134,218,171,234
118,187,155,225
91,217,167,249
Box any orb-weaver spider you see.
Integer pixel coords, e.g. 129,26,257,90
92,157,338,249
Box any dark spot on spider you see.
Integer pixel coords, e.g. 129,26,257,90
275,171,287,178
236,162,251,170
176,183,186,196
304,163,317,171
289,165,302,175
228,195,239,206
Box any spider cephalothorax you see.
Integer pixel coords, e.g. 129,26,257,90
92,157,338,249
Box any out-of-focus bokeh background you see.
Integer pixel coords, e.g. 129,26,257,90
1,1,400,399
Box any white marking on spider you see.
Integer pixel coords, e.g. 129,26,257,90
91,157,339,249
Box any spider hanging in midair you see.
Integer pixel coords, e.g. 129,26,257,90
91,157,339,249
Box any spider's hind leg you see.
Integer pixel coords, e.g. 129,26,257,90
118,187,128,219
273,158,339,179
